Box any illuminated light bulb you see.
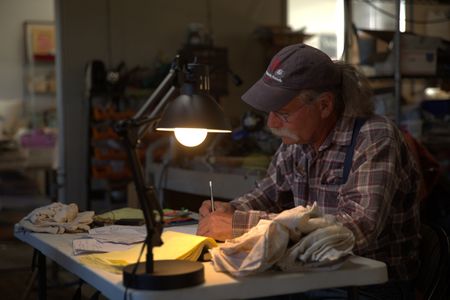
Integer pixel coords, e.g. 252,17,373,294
174,128,208,147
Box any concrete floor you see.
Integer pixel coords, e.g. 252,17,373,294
0,202,109,300
0,170,104,300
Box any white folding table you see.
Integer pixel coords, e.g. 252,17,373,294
15,224,388,300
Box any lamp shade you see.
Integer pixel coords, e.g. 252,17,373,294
156,93,231,133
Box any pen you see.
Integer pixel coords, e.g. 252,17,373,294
209,180,215,212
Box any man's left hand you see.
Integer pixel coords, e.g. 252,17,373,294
197,211,233,241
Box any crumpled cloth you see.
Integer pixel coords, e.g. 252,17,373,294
276,224,354,272
15,202,95,234
210,203,355,277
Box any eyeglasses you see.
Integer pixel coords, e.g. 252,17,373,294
271,111,291,122
271,103,307,123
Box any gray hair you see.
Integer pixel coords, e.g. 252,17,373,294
299,62,374,118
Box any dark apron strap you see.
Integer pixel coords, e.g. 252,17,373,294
342,118,366,184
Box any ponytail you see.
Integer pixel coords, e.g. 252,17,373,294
334,62,374,117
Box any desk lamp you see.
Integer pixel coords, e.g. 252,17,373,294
114,55,231,290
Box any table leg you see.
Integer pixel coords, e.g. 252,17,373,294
37,250,47,300
21,268,37,300
347,287,359,300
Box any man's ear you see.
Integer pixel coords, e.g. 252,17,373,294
318,92,334,119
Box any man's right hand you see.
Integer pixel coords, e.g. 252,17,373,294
198,200,235,218
197,200,235,241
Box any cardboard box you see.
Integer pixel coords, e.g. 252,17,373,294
400,34,439,75
361,30,445,76
401,49,437,75
374,48,437,76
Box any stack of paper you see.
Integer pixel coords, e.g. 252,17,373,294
92,207,197,226
78,231,217,274
73,225,147,255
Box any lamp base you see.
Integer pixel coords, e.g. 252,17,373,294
123,260,204,290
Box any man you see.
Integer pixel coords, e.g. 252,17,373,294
197,44,420,299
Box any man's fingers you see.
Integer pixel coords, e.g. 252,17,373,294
199,200,212,217
214,202,226,213
196,227,208,236
214,202,234,214
200,201,234,217
196,217,209,236
201,211,233,241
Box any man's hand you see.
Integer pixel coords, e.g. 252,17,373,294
197,211,233,241
197,200,235,241
198,200,235,217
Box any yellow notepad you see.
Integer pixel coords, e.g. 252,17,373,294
78,231,217,274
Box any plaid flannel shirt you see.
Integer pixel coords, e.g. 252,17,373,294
230,115,421,280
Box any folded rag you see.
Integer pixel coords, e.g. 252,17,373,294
210,202,354,277
15,202,95,234
210,219,289,277
276,224,354,272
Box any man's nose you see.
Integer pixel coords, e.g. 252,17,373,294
267,112,282,128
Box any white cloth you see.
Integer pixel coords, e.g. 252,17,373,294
276,224,354,272
210,219,289,277
210,202,355,277
15,202,94,234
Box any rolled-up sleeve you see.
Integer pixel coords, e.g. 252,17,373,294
232,210,275,237
230,146,287,236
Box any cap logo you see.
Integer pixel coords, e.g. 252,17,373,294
275,69,284,77
265,68,284,83
265,57,285,83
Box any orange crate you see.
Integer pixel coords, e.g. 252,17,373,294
92,127,118,140
94,148,127,160
92,165,132,180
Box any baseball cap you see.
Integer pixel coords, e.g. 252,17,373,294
242,43,341,112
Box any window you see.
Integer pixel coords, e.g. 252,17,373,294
288,1,407,59
287,0,345,59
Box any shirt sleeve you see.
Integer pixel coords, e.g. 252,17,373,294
232,210,277,237
229,177,280,236
336,129,419,252
229,146,288,236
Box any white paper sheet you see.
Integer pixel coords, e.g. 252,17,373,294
73,238,137,255
88,225,147,244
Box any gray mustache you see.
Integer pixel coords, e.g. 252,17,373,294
270,127,299,141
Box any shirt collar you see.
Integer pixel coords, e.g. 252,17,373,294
317,116,355,152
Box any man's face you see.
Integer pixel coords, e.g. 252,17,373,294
267,95,323,145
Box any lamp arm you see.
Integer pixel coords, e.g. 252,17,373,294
136,86,177,140
114,55,181,274
133,56,180,121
